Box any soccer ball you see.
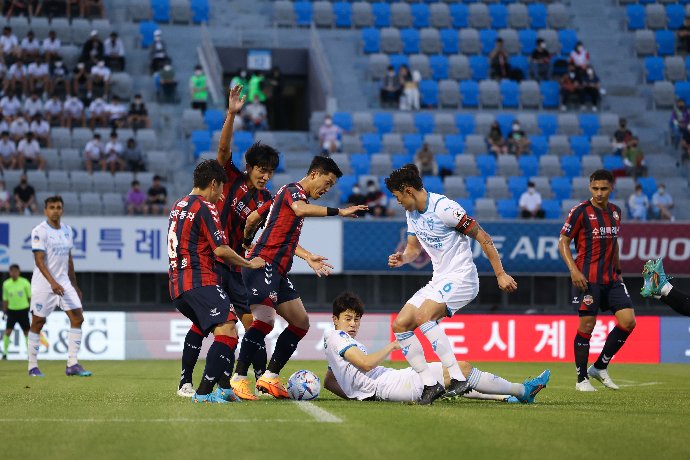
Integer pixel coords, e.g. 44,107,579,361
287,370,321,401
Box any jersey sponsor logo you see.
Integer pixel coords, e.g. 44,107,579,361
176,201,188,208
612,211,620,221
583,295,594,306
209,308,220,317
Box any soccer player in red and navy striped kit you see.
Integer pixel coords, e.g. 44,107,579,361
232,156,368,399
168,159,265,403
559,169,636,392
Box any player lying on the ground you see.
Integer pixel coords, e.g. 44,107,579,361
323,292,550,404
641,258,690,317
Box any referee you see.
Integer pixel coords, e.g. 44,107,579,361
2,264,31,359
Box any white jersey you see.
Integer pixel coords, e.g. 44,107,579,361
406,192,478,282
30,221,74,292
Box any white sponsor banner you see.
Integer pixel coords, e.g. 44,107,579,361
2,312,126,360
0,217,343,274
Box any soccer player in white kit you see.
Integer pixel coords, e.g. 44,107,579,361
27,196,91,377
385,164,519,404
323,292,549,403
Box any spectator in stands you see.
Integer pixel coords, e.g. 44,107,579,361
530,38,551,81
230,70,249,99
581,65,601,112
680,122,690,166
189,64,208,113
62,95,85,128
72,62,90,98
128,94,150,129
0,90,21,119
9,115,29,142
17,131,44,170
380,65,400,108
5,0,40,19
30,113,50,147
0,180,10,213
487,122,508,155
489,38,510,80
82,0,106,18
122,137,145,172
107,95,127,129
158,64,177,103
5,56,27,94
42,30,61,62
88,96,108,129
346,184,368,218
569,42,590,79
103,131,124,174
44,94,63,126
23,92,43,119
126,180,147,215
399,64,420,111
628,185,649,221
560,65,581,111
519,181,545,219
104,32,125,72
365,180,391,217
20,30,40,60
651,183,674,222
88,60,110,98
13,174,36,215
670,99,689,150
242,96,268,133
622,137,647,178
0,58,7,85
80,30,104,68
146,175,168,215
318,115,343,156
150,30,169,74
49,58,70,97
414,143,438,176
248,71,265,103
27,55,49,94
83,132,103,173
507,121,531,157
612,118,633,154
0,27,20,60
678,15,690,54
0,131,17,170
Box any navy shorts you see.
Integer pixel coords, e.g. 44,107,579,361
241,263,300,309
5,308,30,331
571,280,634,317
173,285,237,335
215,264,250,317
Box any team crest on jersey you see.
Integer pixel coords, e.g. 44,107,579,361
589,214,597,220
612,211,620,221
338,331,350,340
453,209,463,220
583,295,594,306
269,291,278,303
177,201,188,208
35,303,43,311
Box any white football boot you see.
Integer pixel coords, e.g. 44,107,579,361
588,365,620,390
177,383,196,397
575,378,597,392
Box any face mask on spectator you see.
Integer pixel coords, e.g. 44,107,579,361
658,187,665,195
569,72,576,79
512,123,519,131
368,185,377,193
528,186,535,193
352,186,360,195
587,69,594,77
195,70,202,76
325,118,332,126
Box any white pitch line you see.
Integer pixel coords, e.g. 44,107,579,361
291,401,343,423
0,418,312,424
617,381,663,388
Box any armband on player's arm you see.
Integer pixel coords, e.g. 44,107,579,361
455,214,477,236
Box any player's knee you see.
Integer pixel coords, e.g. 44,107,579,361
579,319,596,334
619,319,636,332
392,318,410,333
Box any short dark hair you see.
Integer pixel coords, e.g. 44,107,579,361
9,263,19,271
44,195,63,208
385,163,423,192
131,180,140,187
153,175,161,181
589,169,614,183
193,159,228,189
307,155,343,178
245,142,280,170
332,291,365,318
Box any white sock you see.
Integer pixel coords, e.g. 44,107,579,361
420,320,465,381
262,371,279,379
231,373,247,382
463,390,510,401
661,282,673,297
28,331,40,370
67,328,82,367
467,368,525,398
394,331,437,386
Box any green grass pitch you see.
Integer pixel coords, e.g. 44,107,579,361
1,360,689,460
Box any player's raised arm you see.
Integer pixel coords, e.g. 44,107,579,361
466,222,517,293
289,200,367,218
216,85,246,168
324,368,349,400
342,341,400,372
388,234,422,268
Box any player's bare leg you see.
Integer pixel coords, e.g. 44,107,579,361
64,309,92,376
574,315,597,391
588,308,635,390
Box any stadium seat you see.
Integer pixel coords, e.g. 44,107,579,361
424,176,444,195
578,115,599,137
667,4,685,30
558,30,578,55
333,2,352,28
537,114,558,137
361,28,380,54
411,4,429,29
439,79,460,108
151,0,171,23
645,56,665,82
497,199,518,219
509,56,529,80
391,3,412,28
645,4,667,30
457,198,474,216
373,113,393,134
419,80,439,107
393,112,415,134
638,177,657,197
542,199,561,219
465,177,486,199
656,30,676,56
675,82,690,104
401,28,419,54
458,81,477,108
391,153,413,171
486,176,510,199
420,28,441,55
548,3,569,30
456,154,479,177
434,113,456,135
626,4,645,30
274,1,295,27
489,4,508,29
479,29,498,55
449,4,469,29
464,135,487,156
191,130,211,157
469,56,489,81
581,155,603,175
469,3,491,29
203,109,224,132
370,154,392,176
479,80,501,108
455,113,475,135
495,113,515,138
500,80,520,108
476,154,497,176
233,131,253,153
372,2,390,28
336,175,358,202
602,155,625,171
460,28,482,55
518,29,537,55
381,28,402,54
528,4,547,29
528,135,549,157
350,154,369,175
352,2,373,28
139,21,159,48
444,176,466,199
190,0,209,23
445,135,465,156
440,28,459,55
403,134,423,156
497,155,520,177
665,56,687,82
560,156,581,178
429,55,449,80
539,81,560,109
361,133,382,155
333,112,353,132
414,113,434,136
430,4,451,30
382,133,404,154
312,1,333,28
570,136,591,157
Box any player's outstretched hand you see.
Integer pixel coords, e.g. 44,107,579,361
247,257,266,269
388,252,405,268
228,85,246,115
339,205,368,218
307,254,334,278
497,273,517,293
570,269,588,291
50,281,65,296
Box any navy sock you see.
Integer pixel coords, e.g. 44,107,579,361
267,325,308,375
594,325,632,370
235,321,271,377
180,325,204,389
197,336,237,394
663,287,690,316
574,330,591,383
252,342,267,380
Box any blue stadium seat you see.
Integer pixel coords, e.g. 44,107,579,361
542,199,561,219
424,176,444,194
436,154,455,174
361,133,382,154
602,155,625,171
675,82,690,104
626,5,645,31
457,198,474,215
373,113,393,134
449,4,469,29
362,28,380,54
537,114,558,137
479,29,498,55
558,30,578,55
500,80,520,108
497,199,518,219
476,154,496,176
414,113,435,136
560,156,580,178
233,131,253,153
528,135,548,157
337,175,358,202
333,2,352,28
578,114,599,137
455,113,475,135
333,112,353,132
403,134,423,156
551,177,572,201
518,29,537,55
465,177,486,199
419,80,439,107
656,31,676,56
508,176,528,199
469,56,489,80
489,4,508,29
496,113,515,137
429,55,449,80
445,135,465,156
440,28,459,55
528,4,547,29
508,56,529,79
350,154,370,175
191,0,209,24
401,28,420,54
388,54,409,71
191,130,211,157
411,4,430,29
151,0,170,23
667,4,685,30
372,2,390,28
139,21,158,49
232,152,245,170
638,177,657,198
570,136,590,157
203,109,224,132
294,1,312,26
540,81,560,109
378,177,394,200
460,80,479,107
392,153,413,170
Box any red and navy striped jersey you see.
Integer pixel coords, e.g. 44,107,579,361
561,200,622,285
250,182,308,276
215,158,272,272
168,194,228,299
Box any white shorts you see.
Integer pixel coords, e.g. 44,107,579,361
30,285,83,318
406,275,479,317
374,363,444,402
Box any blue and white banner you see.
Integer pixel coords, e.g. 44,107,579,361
660,317,690,364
